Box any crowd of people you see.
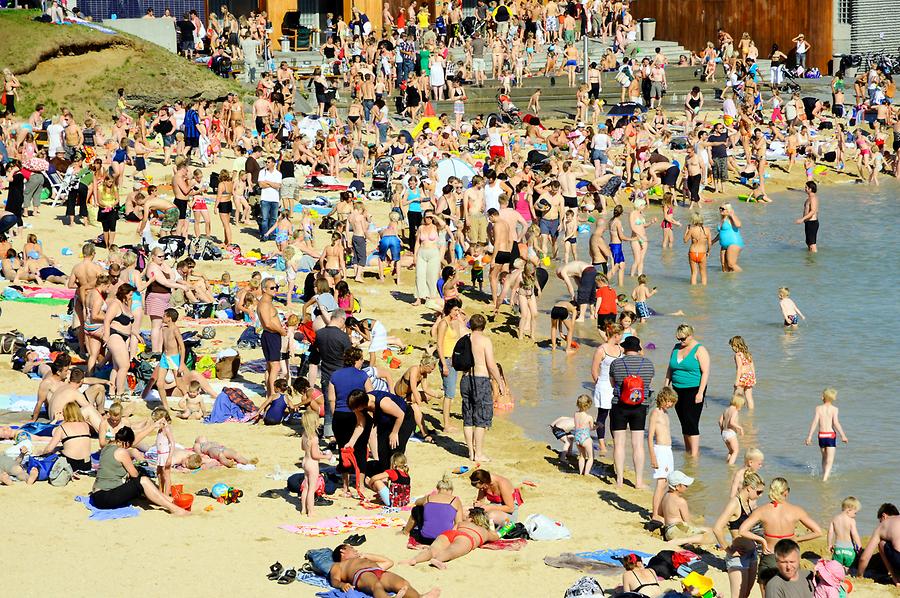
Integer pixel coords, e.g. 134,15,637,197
0,1,899,597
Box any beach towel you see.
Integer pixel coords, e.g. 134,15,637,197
180,318,247,327
204,391,257,423
574,549,654,567
0,394,39,412
22,286,76,299
239,358,269,374
11,421,58,437
298,571,332,589
279,515,406,536
316,589,371,598
544,553,620,573
407,535,526,551
74,495,140,520
0,295,69,306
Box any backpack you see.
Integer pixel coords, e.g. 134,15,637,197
564,576,604,598
451,335,474,372
158,235,187,260
619,361,646,405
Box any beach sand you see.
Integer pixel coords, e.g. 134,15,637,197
0,144,894,597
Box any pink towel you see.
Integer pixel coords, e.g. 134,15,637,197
23,286,75,299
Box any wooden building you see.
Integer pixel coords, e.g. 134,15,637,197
630,0,834,70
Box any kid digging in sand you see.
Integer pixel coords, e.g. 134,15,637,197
828,496,862,569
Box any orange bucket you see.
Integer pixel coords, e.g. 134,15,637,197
170,484,184,498
173,493,194,511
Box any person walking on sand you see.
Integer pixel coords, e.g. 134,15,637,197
737,477,822,595
804,388,848,482
795,181,819,253
608,336,655,489
258,278,287,401
460,314,506,463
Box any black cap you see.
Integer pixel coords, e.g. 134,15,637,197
621,336,642,352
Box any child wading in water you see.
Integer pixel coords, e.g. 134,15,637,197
152,407,174,496
718,392,746,464
573,395,595,475
647,387,677,523
300,409,328,516
631,274,657,322
778,287,805,328
729,336,756,408
805,387,848,481
366,452,412,507
828,496,862,569
729,447,764,497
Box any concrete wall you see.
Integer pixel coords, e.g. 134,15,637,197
850,0,900,56
107,18,177,53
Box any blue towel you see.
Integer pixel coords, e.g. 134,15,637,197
574,549,654,566
74,495,140,520
298,571,331,589
12,421,58,437
316,590,375,598
204,392,247,423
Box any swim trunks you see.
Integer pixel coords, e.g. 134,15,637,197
652,444,673,479
831,541,856,568
494,250,513,265
804,220,819,247
610,243,625,264
261,330,282,363
539,218,560,238
352,567,385,588
550,306,569,321
818,431,836,448
663,522,702,542
635,301,651,319
460,374,493,428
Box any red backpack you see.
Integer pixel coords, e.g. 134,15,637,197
619,361,646,406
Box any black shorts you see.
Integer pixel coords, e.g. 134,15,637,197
185,136,200,149
173,198,189,220
218,201,233,215
609,403,648,432
134,157,146,171
0,213,18,235
576,266,597,305
550,306,569,321
597,312,617,332
687,174,701,202
804,220,819,247
494,251,513,265
98,208,118,232
261,330,282,363
90,476,145,509
673,385,704,436
563,195,578,208
589,83,600,99
662,165,680,187
255,116,265,134
592,262,608,275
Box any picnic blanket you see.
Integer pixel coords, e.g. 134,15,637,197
407,535,527,551
279,515,406,536
74,495,140,520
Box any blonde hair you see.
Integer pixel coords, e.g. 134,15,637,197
576,394,592,411
822,388,837,403
745,447,764,464
721,202,733,212
185,453,203,469
729,336,752,360
842,496,861,511
302,409,320,438
768,477,790,502
436,473,454,492
390,452,409,473
690,212,704,226
108,402,124,418
778,287,790,298
656,386,677,407
63,402,85,422
468,507,491,529
151,406,171,423
742,470,765,491
731,392,746,409
419,355,437,369
283,246,296,260
675,323,694,339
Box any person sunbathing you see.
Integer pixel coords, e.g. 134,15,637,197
330,545,440,598
403,507,500,569
192,436,257,467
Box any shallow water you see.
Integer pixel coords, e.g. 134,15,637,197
508,180,900,536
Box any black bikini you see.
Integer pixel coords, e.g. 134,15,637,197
630,570,660,593
61,428,93,472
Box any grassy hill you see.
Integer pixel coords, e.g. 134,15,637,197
0,10,243,118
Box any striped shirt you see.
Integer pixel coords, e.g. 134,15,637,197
608,354,655,405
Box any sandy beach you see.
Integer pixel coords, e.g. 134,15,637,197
0,87,896,596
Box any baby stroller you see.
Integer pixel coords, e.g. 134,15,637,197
491,94,522,126
778,67,803,94
369,156,394,202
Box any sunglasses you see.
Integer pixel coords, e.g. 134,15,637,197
266,284,279,291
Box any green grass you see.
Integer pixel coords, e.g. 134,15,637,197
1,10,244,116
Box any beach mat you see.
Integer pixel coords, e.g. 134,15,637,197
279,515,406,537
544,553,620,573
180,318,247,327
0,296,69,306
74,495,140,520
316,589,370,598
575,549,654,566
22,286,76,299
407,535,526,551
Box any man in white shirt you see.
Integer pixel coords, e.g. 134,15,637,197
46,116,66,159
257,156,282,240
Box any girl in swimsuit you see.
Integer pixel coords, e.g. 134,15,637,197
683,212,712,286
713,471,765,598
320,232,346,284
403,507,499,569
621,553,662,596
84,275,110,375
215,170,234,245
729,336,757,409
629,198,656,277
660,193,681,249
573,395,595,476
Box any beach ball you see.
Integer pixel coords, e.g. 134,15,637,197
211,483,229,498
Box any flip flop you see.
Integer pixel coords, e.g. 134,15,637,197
277,568,296,584
344,533,367,546
196,488,212,497
267,562,283,580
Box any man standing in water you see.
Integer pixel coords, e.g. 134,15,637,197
461,314,506,462
795,181,819,252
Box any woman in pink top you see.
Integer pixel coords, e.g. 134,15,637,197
513,180,535,223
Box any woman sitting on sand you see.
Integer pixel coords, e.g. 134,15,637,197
470,469,522,526
33,403,93,474
91,427,189,515
737,477,822,593
402,474,463,544
620,552,662,596
404,507,499,569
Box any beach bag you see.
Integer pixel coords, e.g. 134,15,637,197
48,457,73,487
564,576,604,598
195,354,217,378
451,335,474,372
0,331,25,354
648,550,677,579
305,548,335,576
616,70,631,86
524,514,571,540
502,522,529,539
886,81,896,99
25,454,59,481
619,362,646,406
215,354,241,380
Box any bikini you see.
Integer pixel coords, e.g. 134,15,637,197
629,570,660,593
110,312,134,342
352,567,385,588
440,526,485,550
61,428,93,472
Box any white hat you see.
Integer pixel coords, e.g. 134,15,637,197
668,470,694,488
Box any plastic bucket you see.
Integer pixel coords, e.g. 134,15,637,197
173,493,194,511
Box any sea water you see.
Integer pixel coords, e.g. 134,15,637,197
508,181,900,536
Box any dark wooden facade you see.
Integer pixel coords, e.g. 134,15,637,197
631,0,833,70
